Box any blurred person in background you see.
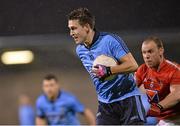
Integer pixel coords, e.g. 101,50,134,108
67,7,146,125
35,74,95,125
18,94,35,125
135,36,180,125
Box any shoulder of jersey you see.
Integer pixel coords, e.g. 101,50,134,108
100,32,115,39
61,90,75,98
165,60,180,70
36,94,46,103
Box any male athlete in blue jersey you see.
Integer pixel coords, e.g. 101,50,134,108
67,8,146,125
35,74,95,125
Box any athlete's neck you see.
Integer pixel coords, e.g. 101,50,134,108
153,57,164,71
49,90,60,102
84,30,95,47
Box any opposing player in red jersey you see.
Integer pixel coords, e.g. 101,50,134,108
135,36,180,124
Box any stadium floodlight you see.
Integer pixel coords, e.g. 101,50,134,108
1,50,34,65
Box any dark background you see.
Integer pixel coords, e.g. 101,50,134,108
0,0,180,35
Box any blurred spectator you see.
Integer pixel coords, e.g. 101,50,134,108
18,94,35,125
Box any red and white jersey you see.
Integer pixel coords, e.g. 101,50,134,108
136,59,180,119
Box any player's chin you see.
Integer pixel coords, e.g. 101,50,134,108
146,62,154,68
46,94,53,99
75,40,83,44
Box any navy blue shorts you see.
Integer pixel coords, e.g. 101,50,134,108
96,95,146,125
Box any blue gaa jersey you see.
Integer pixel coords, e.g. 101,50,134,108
76,31,141,103
36,90,85,125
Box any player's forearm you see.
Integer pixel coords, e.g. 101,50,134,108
159,91,180,109
83,109,96,125
111,60,138,74
36,117,47,125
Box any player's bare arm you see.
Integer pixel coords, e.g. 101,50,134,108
36,117,47,125
111,53,138,74
92,53,138,76
82,108,96,125
91,53,138,79
158,84,180,109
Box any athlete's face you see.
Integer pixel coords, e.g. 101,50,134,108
142,41,164,69
68,19,89,44
42,79,59,100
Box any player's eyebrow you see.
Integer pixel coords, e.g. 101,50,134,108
147,49,153,52
142,49,153,53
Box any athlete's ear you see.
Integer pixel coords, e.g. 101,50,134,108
57,82,60,88
83,23,91,33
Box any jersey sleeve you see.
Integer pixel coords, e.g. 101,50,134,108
135,65,146,87
109,35,130,60
36,99,45,118
71,96,85,113
170,68,180,85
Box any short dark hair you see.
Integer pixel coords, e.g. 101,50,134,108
67,7,95,29
44,74,58,82
143,36,164,49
